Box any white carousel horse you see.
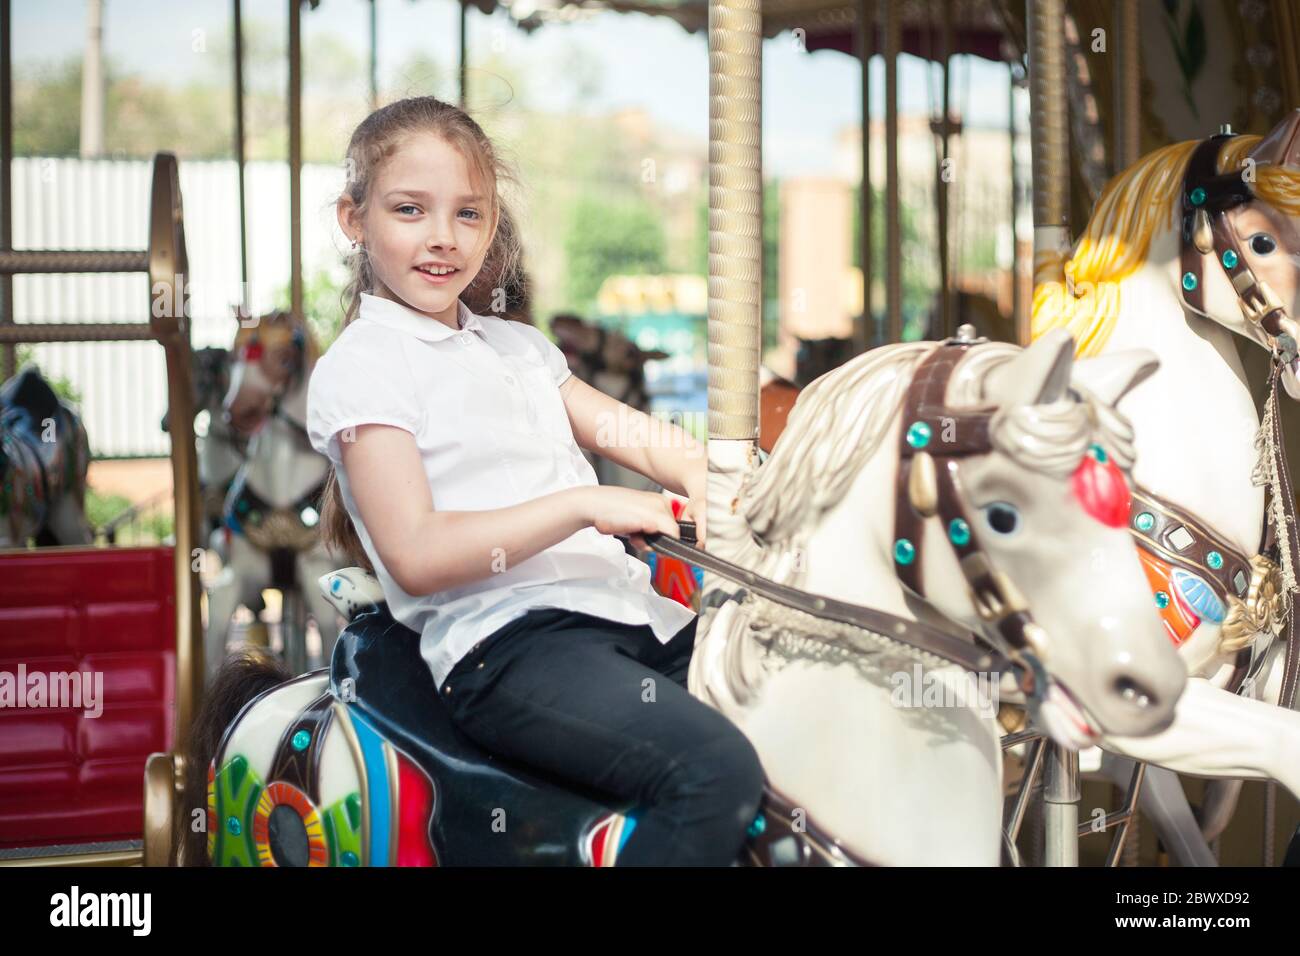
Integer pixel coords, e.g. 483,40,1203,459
204,310,342,679
689,328,1187,866
1032,111,1300,862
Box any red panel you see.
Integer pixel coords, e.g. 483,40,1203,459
0,546,176,848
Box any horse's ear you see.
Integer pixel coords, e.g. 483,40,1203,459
1072,349,1160,408
1249,109,1300,169
983,327,1077,407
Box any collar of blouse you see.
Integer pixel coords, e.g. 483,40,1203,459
358,291,484,341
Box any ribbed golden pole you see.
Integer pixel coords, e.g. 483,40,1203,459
707,0,762,442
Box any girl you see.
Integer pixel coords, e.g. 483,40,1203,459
305,96,765,866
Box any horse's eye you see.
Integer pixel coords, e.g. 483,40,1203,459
1250,233,1277,256
982,502,1020,536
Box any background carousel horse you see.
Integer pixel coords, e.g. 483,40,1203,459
204,309,341,679
0,364,92,548
689,328,1186,865
550,313,668,492
549,312,705,607
1031,111,1300,864
179,327,1185,867
161,339,249,564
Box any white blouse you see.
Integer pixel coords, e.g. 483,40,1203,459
306,291,695,691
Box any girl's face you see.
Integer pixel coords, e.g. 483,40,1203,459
340,131,495,327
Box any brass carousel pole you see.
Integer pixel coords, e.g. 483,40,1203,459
233,0,248,314
459,1,468,109
1114,0,1139,171
883,0,901,343
1,0,12,380
1028,0,1078,867
288,0,303,319
856,0,873,353
694,0,765,633
1009,63,1023,340
369,0,379,111
937,0,953,338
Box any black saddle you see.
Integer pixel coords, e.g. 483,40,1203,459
328,604,634,865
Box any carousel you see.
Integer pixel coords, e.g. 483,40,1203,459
2,0,1299,868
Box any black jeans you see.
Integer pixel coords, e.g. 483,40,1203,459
439,607,766,866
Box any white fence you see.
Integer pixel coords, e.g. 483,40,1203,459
9,156,351,457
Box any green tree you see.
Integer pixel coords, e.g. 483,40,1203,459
851,184,935,340
564,196,666,313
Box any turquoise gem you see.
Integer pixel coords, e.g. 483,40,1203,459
292,729,311,752
227,815,242,836
1189,187,1207,206
894,538,916,566
1135,512,1155,532
949,518,971,547
746,813,766,839
906,421,932,449
1222,249,1238,269
1155,591,1170,609
1088,442,1108,463
1207,551,1224,570
341,851,359,867
1183,272,1198,291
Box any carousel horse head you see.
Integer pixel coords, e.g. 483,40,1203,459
550,313,668,408
734,328,1185,745
1033,109,1300,400
224,307,319,436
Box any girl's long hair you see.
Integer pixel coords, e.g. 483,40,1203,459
320,97,525,573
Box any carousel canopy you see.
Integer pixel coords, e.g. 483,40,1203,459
473,0,1014,64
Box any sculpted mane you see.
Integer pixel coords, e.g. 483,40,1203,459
1032,134,1300,357
738,341,1138,584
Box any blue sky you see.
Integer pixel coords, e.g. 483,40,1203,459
14,0,1014,177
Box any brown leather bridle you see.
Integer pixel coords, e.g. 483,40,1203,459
891,331,1051,702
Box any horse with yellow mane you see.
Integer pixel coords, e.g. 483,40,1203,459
1032,111,1300,864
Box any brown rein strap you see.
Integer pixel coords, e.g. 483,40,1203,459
644,528,1008,676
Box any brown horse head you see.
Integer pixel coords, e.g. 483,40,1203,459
224,308,319,436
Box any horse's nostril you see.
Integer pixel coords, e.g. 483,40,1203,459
1115,676,1154,710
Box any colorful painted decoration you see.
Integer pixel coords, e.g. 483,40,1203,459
1171,568,1226,625
584,811,638,866
1071,446,1131,527
1136,549,1201,646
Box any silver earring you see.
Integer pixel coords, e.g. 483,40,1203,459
351,237,359,249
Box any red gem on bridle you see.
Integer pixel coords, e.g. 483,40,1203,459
1071,443,1130,528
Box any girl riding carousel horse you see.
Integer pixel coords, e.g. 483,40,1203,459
189,95,765,866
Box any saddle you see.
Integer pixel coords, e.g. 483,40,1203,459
318,568,867,866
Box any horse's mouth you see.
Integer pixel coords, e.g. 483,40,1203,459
1039,681,1101,749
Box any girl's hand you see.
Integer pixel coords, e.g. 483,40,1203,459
583,486,680,552
680,490,706,551
680,467,707,550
